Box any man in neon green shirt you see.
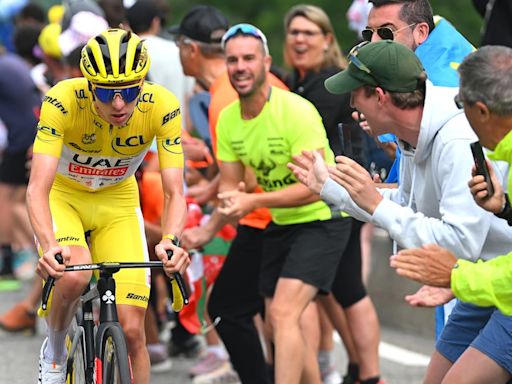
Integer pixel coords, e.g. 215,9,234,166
215,24,381,384
390,45,512,315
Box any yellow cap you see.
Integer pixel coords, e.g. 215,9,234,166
38,23,62,59
48,4,65,24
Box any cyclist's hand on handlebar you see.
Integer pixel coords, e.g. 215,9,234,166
155,241,190,277
37,246,70,280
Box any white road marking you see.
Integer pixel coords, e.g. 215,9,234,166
333,333,430,367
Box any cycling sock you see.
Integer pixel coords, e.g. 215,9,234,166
318,349,333,375
44,328,68,364
347,362,360,380
359,376,381,384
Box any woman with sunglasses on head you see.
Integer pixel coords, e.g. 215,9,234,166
283,5,383,384
27,28,190,384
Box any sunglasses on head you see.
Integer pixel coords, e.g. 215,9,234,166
361,23,417,42
348,41,373,75
221,23,268,52
454,94,464,109
92,83,142,104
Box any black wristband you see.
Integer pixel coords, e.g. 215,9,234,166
495,194,512,226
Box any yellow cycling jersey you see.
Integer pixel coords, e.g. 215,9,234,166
34,78,183,191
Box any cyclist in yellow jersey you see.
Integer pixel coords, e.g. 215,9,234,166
26,29,190,384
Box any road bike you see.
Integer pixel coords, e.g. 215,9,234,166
41,251,188,384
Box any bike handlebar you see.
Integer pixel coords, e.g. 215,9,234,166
41,253,189,311
41,253,63,310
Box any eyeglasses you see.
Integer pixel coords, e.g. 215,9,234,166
287,29,323,39
92,83,142,103
454,94,464,109
348,41,373,75
221,23,268,53
361,23,417,42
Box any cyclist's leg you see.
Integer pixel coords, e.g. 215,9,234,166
89,180,150,384
207,225,270,384
42,189,92,368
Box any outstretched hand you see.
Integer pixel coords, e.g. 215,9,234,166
288,150,329,194
329,156,383,214
405,285,455,307
390,244,456,287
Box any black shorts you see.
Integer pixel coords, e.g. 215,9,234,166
0,150,30,185
330,219,367,308
260,217,352,297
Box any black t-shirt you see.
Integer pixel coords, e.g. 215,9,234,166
287,67,367,168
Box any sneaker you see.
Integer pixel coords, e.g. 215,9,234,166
0,302,36,334
192,362,241,384
147,343,172,373
322,368,342,384
169,335,204,358
38,338,67,384
342,373,357,384
189,351,229,377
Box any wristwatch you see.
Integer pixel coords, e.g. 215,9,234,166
162,233,180,247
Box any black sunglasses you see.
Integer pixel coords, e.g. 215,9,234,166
361,23,416,42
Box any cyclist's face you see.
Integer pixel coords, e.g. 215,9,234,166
92,83,141,126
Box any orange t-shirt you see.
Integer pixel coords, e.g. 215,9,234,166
209,72,288,229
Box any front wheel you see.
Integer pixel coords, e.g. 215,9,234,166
66,316,87,384
100,326,132,384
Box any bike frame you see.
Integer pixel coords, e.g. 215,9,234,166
44,261,188,384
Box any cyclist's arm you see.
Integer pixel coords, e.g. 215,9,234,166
26,153,59,252
160,167,187,238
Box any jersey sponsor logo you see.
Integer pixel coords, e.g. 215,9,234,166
69,163,128,177
82,133,96,144
126,293,149,302
257,173,296,191
111,135,148,155
69,154,132,177
69,142,101,153
56,235,80,242
43,96,68,114
250,158,276,177
75,89,88,100
162,108,180,125
94,120,103,129
139,92,154,103
36,124,62,143
162,136,183,154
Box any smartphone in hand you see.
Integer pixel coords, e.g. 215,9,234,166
470,141,494,197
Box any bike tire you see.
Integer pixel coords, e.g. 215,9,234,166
66,318,87,384
100,326,132,384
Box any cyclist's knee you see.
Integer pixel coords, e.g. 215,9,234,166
122,318,146,350
56,271,91,301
